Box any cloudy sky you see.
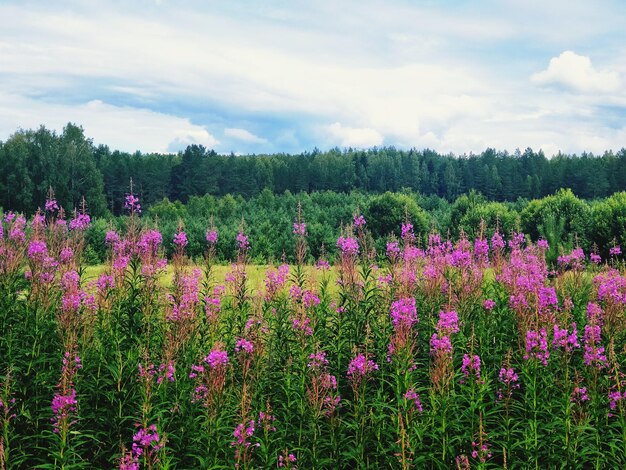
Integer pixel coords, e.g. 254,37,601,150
1,0,625,156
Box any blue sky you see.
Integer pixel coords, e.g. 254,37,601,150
1,0,625,156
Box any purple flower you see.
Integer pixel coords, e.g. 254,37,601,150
491,231,505,250
404,389,423,413
236,232,250,251
235,338,254,354
537,239,549,250
610,246,621,256
124,194,141,214
292,222,306,236
437,310,459,334
524,329,550,366
206,229,218,244
390,297,418,329
461,354,482,384
401,222,414,241
105,230,120,245
336,236,359,256
571,386,590,405
28,240,48,259
45,199,59,212
346,354,378,383
590,253,601,264
59,247,74,264
386,241,401,258
69,213,90,230
307,351,329,370
483,299,496,310
552,323,580,352
583,324,607,368
430,334,452,354
132,424,162,458
497,367,520,400
353,214,366,229
173,231,188,248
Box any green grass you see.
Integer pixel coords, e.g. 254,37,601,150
83,263,338,292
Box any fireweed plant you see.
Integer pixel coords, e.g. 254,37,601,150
1,193,626,469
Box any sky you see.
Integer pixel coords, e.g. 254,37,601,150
1,0,626,156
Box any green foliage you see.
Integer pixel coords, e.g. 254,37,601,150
590,192,626,255
521,189,591,248
365,192,430,239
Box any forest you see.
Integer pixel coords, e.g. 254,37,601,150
1,123,626,217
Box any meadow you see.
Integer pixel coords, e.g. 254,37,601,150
0,198,625,469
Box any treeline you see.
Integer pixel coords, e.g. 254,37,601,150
79,188,626,265
2,124,626,216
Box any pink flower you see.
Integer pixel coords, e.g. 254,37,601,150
124,194,141,214
292,222,306,236
346,354,378,384
336,236,359,256
524,329,549,366
236,232,250,251
173,231,188,248
353,214,366,229
206,229,218,244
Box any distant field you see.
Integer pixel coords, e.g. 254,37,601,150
83,263,338,292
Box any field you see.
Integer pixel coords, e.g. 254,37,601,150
1,208,626,469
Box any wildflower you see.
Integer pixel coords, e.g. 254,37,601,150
590,253,601,264
390,297,418,329
51,389,78,433
236,232,250,251
278,452,297,468
28,240,48,260
204,349,229,368
610,245,621,256
69,213,90,230
105,230,120,246
571,386,590,405
131,424,163,459
336,236,359,256
235,338,254,355
45,198,59,212
497,367,520,400
124,194,141,214
353,214,366,229
404,389,423,413
552,323,580,352
437,310,459,334
537,239,549,250
483,299,496,310
491,231,505,250
173,230,188,248
347,354,378,385
401,222,414,241
206,229,218,244
461,354,482,384
583,324,607,368
430,334,452,354
524,329,549,366
59,247,74,264
292,222,306,236
307,351,329,370
232,420,256,447
386,241,401,259
316,259,330,271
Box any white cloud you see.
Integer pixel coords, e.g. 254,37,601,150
224,128,268,144
0,1,625,156
0,94,218,153
327,122,383,148
531,51,621,93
